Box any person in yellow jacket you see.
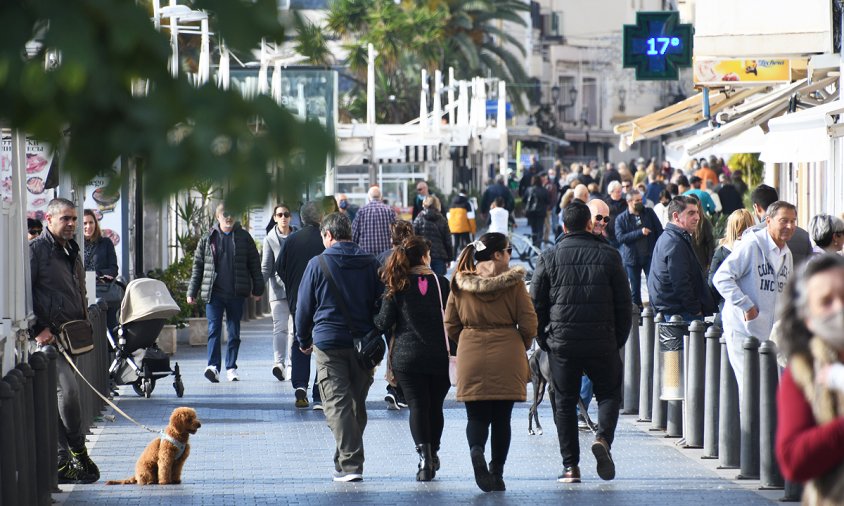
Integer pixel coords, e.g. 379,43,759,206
448,189,475,260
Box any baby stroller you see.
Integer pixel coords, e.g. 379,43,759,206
107,278,185,398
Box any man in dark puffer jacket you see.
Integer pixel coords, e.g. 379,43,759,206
530,201,632,484
188,204,263,383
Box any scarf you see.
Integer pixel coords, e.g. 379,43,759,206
83,239,96,272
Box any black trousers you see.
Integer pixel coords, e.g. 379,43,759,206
527,214,545,248
394,370,450,450
548,351,622,467
465,400,515,470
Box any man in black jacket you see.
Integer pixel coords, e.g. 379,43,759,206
275,201,325,408
614,189,663,309
30,198,100,484
530,201,632,484
188,204,264,383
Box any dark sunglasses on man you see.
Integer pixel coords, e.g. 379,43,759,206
594,215,611,223
29,228,42,235
275,211,291,218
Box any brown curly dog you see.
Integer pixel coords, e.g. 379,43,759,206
106,407,201,485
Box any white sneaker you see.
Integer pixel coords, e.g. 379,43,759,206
332,471,363,482
226,368,240,381
204,366,220,383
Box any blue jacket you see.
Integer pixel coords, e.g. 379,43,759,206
295,241,383,350
614,208,663,267
647,223,715,317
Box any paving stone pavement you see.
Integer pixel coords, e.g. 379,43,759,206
52,315,784,505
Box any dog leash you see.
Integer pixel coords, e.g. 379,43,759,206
55,344,160,435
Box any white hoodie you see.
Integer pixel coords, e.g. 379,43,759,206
713,226,792,391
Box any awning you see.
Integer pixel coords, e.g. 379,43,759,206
509,129,570,147
760,99,844,163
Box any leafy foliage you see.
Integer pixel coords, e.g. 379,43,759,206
0,0,333,211
147,256,197,324
728,153,764,190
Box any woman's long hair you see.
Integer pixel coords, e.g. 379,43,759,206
450,232,509,292
381,236,430,299
719,209,754,249
390,220,414,246
83,209,102,242
778,254,844,359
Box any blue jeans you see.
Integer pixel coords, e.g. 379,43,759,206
206,294,245,371
577,375,593,415
430,258,447,276
290,311,321,402
625,263,650,308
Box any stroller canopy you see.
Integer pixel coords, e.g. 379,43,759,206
119,278,181,325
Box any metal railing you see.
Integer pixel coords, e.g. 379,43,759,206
0,301,110,506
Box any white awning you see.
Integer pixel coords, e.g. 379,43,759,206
760,99,844,163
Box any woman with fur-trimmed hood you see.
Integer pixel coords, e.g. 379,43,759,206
444,232,537,493
775,254,844,505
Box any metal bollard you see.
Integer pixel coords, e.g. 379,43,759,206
665,315,685,438
638,306,655,422
0,378,18,506
651,313,667,431
783,480,803,502
9,369,33,506
623,303,641,414
759,341,784,489
16,364,38,506
738,336,760,480
685,320,707,448
703,324,722,459
29,352,52,506
43,345,60,492
719,336,740,469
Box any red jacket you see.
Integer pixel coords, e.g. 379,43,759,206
776,367,844,482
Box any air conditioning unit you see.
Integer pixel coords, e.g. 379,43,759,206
542,12,561,38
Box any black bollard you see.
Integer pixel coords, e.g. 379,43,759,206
9,370,32,506
703,324,722,459
0,379,18,506
783,480,803,502
718,336,740,469
639,307,655,422
651,313,667,431
623,303,641,414
42,345,60,492
665,315,685,438
738,336,760,480
685,320,707,448
29,352,52,506
759,341,784,489
16,364,38,506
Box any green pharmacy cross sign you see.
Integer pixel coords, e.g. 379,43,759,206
623,11,693,81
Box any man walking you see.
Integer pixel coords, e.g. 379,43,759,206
276,201,326,409
713,201,796,393
647,196,716,322
531,201,633,484
30,198,100,483
188,204,264,382
295,213,383,482
352,186,396,256
412,181,432,221
614,189,663,309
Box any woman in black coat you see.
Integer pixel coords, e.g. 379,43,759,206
374,236,450,482
413,196,453,276
524,176,550,248
83,209,119,332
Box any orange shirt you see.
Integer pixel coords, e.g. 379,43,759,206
695,168,718,189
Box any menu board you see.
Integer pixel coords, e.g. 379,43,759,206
83,160,124,275
0,136,54,220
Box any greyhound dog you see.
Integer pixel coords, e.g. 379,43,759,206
528,347,596,435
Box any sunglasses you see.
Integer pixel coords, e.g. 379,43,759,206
275,211,291,218
29,228,42,235
594,215,611,223
504,247,512,255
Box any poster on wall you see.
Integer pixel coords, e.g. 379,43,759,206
693,58,791,86
248,205,270,244
0,135,54,219
83,160,124,276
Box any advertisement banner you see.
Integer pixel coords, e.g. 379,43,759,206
83,160,124,276
1,135,54,219
693,58,791,86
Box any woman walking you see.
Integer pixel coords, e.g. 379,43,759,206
374,236,451,481
413,195,453,276
262,203,297,380
82,209,119,333
444,232,537,492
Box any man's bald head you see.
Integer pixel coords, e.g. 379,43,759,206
573,184,589,202
587,199,610,237
368,186,382,201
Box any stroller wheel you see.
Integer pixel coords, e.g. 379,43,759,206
131,380,144,397
174,378,185,398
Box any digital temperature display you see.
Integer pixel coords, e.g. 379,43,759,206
623,11,693,81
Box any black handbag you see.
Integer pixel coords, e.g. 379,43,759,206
318,256,385,369
95,279,123,307
55,319,95,356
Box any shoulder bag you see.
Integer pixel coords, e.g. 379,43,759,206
430,274,458,386
55,319,95,356
318,255,386,369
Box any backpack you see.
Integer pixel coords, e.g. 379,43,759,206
524,188,540,214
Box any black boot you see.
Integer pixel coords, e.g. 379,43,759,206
432,446,440,472
71,446,100,482
469,446,493,492
489,461,506,491
416,444,434,481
